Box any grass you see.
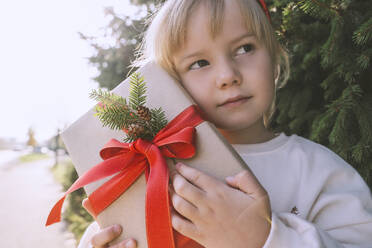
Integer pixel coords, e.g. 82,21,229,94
51,158,71,183
19,153,50,163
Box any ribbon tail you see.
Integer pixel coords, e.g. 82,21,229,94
89,159,148,215
145,145,175,248
46,153,135,226
45,196,66,226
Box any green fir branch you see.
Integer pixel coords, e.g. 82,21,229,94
320,18,343,68
352,18,372,46
298,0,338,21
129,72,147,109
90,88,128,110
149,108,168,135
94,103,135,131
356,52,371,70
310,110,337,144
123,136,134,143
90,88,136,130
90,72,168,142
325,84,363,113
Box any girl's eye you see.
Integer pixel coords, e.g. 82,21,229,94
189,60,209,70
236,44,254,55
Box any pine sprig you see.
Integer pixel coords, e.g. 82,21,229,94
90,89,136,131
353,17,372,46
129,72,147,110
298,0,338,21
90,88,128,110
149,108,168,135
90,72,168,142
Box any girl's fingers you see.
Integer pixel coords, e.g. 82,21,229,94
225,170,267,199
111,239,137,248
90,225,122,248
171,209,200,241
170,187,198,220
175,162,218,192
171,171,205,205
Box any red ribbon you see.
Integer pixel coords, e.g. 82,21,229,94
46,105,205,248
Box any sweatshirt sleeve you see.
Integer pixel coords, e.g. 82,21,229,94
262,146,372,248
77,221,99,248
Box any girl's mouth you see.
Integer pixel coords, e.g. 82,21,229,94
219,96,252,108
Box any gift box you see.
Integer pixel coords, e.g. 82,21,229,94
47,62,248,248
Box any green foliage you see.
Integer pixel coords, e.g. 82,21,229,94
90,71,168,143
298,0,338,21
353,17,372,46
90,88,134,131
19,153,49,163
129,72,147,109
149,107,169,134
90,88,128,108
268,0,372,187
79,7,145,90
51,160,93,243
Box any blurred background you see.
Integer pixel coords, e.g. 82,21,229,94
0,0,149,247
0,0,371,247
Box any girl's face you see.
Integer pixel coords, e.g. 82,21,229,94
172,0,276,143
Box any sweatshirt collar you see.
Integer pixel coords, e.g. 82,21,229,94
231,132,289,154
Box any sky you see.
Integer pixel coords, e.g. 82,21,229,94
0,0,141,143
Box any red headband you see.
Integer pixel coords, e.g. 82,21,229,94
257,0,271,22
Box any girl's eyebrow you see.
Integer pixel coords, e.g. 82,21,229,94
230,32,255,45
178,51,205,66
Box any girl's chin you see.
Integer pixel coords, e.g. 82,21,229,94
216,117,265,132
216,123,252,132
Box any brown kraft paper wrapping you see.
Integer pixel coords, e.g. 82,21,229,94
61,61,248,247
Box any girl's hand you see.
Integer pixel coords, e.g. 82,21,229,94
170,163,272,248
82,198,137,248
89,224,136,248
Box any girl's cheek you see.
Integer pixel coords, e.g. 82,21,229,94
183,71,209,87
236,54,257,69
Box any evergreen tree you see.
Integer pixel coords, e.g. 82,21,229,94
267,0,372,187
79,1,160,90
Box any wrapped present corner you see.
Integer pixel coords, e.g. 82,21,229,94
46,62,248,248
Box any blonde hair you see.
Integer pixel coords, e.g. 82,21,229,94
133,0,290,127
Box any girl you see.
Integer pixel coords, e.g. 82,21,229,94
79,0,372,247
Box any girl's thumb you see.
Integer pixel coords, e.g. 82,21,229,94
82,198,98,220
225,170,267,198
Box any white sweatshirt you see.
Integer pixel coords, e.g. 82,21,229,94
232,133,372,247
78,133,372,247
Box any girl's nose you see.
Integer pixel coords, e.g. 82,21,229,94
215,59,242,89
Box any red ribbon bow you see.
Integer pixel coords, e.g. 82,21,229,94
46,105,205,248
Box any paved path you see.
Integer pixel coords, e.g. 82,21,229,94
0,153,76,247
0,150,25,168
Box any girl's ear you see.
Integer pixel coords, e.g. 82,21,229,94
274,64,280,84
